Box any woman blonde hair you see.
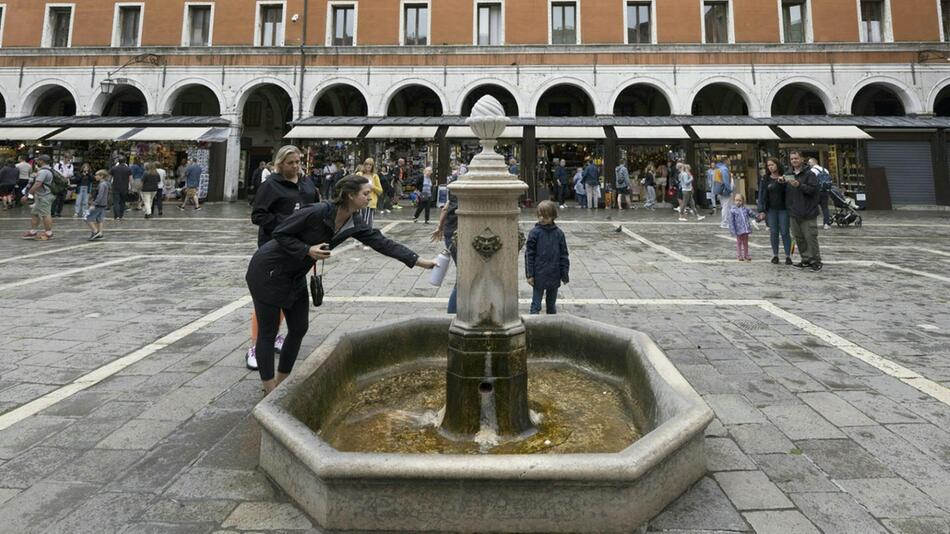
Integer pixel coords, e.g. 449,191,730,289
273,145,302,168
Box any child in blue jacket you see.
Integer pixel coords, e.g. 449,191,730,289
525,200,570,314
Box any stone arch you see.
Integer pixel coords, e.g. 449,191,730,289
91,82,151,116
21,80,80,116
158,79,225,116
689,78,756,116
234,77,298,121
766,78,835,116
384,81,446,117
610,80,674,116
311,82,369,116
456,79,523,117
847,77,921,116
927,78,950,116
0,87,6,118
530,77,599,117
382,79,448,117
307,78,370,116
687,76,761,115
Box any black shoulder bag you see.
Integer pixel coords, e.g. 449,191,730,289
309,260,325,307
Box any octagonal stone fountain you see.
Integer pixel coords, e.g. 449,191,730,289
253,96,713,532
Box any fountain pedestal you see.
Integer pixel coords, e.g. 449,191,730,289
441,100,531,440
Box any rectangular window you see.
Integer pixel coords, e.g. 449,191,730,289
118,5,142,47
258,4,283,46
477,3,502,45
187,4,212,46
0,6,6,48
333,5,355,45
404,3,428,45
782,0,806,43
626,1,651,44
942,0,950,41
860,0,884,42
49,6,73,47
703,1,728,44
551,1,577,44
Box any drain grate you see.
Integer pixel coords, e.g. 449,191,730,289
733,320,769,331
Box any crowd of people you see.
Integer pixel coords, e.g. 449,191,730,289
6,152,207,241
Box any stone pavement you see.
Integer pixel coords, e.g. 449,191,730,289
0,201,948,533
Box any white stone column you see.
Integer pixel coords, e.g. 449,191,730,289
222,119,242,202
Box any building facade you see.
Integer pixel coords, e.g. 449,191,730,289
0,0,949,205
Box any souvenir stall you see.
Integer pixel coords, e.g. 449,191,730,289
535,126,606,203
614,126,689,203
45,126,228,201
445,126,523,170
285,125,366,176
691,125,780,205
775,125,872,208
365,126,440,194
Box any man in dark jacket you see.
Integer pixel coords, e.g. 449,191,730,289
784,151,822,271
554,159,569,208
109,156,133,221
582,159,600,209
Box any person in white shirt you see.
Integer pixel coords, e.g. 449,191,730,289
154,165,167,216
51,154,75,217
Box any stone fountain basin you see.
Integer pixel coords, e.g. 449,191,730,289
253,315,713,533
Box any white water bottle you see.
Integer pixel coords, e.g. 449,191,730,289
428,250,451,286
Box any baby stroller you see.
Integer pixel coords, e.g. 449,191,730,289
828,186,862,227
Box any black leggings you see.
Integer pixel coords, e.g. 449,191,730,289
414,198,431,222
252,294,310,381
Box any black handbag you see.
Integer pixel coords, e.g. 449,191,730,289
309,261,325,307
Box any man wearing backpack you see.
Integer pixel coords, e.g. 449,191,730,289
808,157,833,230
51,154,74,217
21,155,55,241
713,157,733,229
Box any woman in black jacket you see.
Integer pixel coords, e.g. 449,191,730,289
246,174,436,394
756,157,793,265
246,146,319,371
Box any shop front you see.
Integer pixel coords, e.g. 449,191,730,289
0,119,229,201
535,126,606,203
285,125,366,179
691,125,780,206
614,126,689,204
775,125,871,208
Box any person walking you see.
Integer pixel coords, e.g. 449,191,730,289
677,164,705,221
73,163,94,218
393,157,409,209
757,157,793,265
84,170,110,241
615,161,632,210
245,145,319,371
808,157,834,230
642,164,657,209
245,174,436,394
51,154,74,218
554,159,569,208
583,159,600,209
153,164,166,216
413,166,435,223
727,193,757,261
110,156,132,221
714,157,734,229
0,159,18,209
130,159,145,211
573,167,586,208
356,158,383,227
432,186,460,313
178,158,203,211
785,151,822,271
21,155,55,241
15,155,33,204
525,200,570,315
141,162,161,219
705,163,718,215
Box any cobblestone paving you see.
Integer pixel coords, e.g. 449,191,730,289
0,202,949,533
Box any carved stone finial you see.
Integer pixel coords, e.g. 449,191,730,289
466,95,510,152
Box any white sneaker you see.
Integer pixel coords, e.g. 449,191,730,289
697,215,706,221
678,217,687,222
246,346,258,370
274,335,285,353
823,224,831,230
